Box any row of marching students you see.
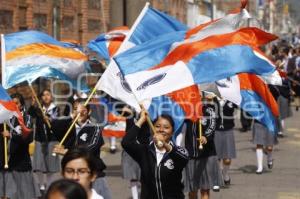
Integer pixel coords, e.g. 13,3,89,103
0,89,112,199
121,87,286,199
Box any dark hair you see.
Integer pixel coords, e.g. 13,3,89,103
153,114,174,131
45,179,87,199
11,93,25,107
39,89,52,98
61,147,98,175
73,98,90,112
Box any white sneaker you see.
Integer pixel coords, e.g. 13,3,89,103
213,185,220,192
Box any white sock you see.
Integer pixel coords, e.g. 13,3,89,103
130,181,139,199
256,148,263,172
223,165,230,181
110,137,116,149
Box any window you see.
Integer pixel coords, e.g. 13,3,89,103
88,19,101,32
63,16,74,32
33,13,47,31
19,8,27,27
88,0,101,9
63,0,73,7
0,10,13,30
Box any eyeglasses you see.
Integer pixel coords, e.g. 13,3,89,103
64,168,91,177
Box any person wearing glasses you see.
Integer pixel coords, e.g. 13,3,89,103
52,99,111,199
61,147,104,199
121,109,189,199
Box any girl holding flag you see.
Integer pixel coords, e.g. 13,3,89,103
1,93,41,199
184,92,223,199
121,108,189,199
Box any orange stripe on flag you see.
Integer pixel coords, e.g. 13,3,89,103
238,73,279,117
6,43,87,60
152,27,277,70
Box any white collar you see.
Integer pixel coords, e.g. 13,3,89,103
75,119,90,128
91,189,104,199
43,103,56,112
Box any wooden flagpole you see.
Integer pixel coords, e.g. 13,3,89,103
52,87,97,156
3,123,8,169
198,118,203,150
28,82,52,129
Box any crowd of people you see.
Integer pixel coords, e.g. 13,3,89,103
0,36,300,199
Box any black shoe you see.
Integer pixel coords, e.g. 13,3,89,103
277,132,284,138
296,106,299,111
110,148,116,154
239,128,247,132
224,178,231,185
268,160,273,169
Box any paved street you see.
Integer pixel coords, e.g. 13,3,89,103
101,107,300,199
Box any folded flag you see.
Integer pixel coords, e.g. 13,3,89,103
88,26,129,64
1,31,89,91
0,85,31,137
217,73,279,133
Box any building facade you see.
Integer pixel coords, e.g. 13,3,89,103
0,0,110,44
0,0,187,44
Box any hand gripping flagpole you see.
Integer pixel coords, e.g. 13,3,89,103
52,87,98,156
28,82,52,129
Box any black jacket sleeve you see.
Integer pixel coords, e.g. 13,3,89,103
121,124,146,163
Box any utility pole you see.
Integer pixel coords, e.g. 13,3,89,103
53,0,60,39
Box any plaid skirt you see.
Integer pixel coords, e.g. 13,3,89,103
252,122,278,146
121,150,141,180
183,156,223,192
214,129,237,159
32,141,61,173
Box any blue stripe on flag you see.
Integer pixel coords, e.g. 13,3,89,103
240,90,277,133
128,7,187,45
187,45,275,84
4,30,66,52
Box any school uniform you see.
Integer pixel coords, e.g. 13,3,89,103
0,109,40,199
0,126,17,198
252,120,278,146
122,124,189,199
122,118,140,181
214,100,237,159
183,102,223,192
28,103,61,172
51,117,111,199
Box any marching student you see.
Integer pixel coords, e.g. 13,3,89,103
28,89,61,191
1,93,41,199
61,147,104,199
121,109,189,199
184,92,223,199
52,99,111,199
252,119,278,174
214,99,237,186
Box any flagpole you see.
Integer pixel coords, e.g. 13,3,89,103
1,34,8,198
52,87,98,156
198,118,203,150
28,81,52,129
3,124,8,169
